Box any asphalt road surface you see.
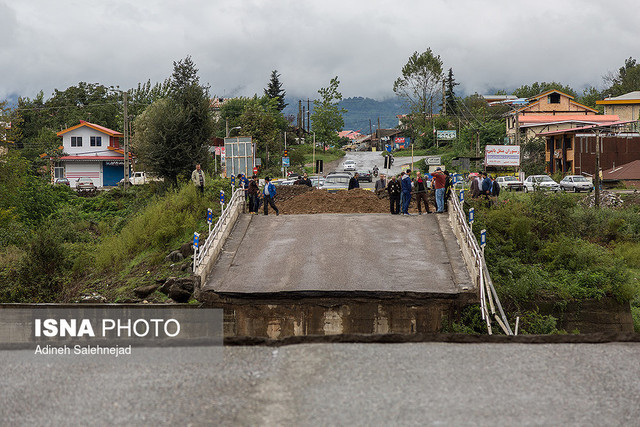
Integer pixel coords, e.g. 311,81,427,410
333,151,429,189
204,213,471,293
3,343,639,426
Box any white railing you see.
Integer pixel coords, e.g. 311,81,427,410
449,190,513,335
194,188,244,272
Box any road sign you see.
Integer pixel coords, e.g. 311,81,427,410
425,156,441,166
253,166,258,174
193,232,200,249
207,208,213,224
469,208,475,224
437,130,456,140
219,190,225,204
230,175,235,186
480,229,486,248
459,189,464,203
282,157,290,167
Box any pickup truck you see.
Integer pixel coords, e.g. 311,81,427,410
120,172,163,186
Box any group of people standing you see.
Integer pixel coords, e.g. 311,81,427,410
246,175,279,216
379,168,452,216
469,172,500,200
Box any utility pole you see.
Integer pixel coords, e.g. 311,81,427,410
377,117,381,151
307,98,311,132
442,78,446,117
515,111,520,146
594,130,601,208
123,91,129,190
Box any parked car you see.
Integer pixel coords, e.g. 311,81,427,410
320,173,350,192
310,176,325,187
495,175,523,191
119,171,163,186
357,170,372,182
523,175,560,192
54,177,70,186
75,177,97,191
328,170,353,176
343,160,357,171
559,175,593,193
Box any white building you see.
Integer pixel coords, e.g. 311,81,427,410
56,121,128,188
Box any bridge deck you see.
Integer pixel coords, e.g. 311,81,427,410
201,213,472,295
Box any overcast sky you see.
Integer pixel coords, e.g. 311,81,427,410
2,0,639,103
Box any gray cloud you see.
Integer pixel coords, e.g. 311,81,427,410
1,0,639,102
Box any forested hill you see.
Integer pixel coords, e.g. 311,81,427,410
282,96,408,132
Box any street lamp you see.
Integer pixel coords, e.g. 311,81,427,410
227,126,241,137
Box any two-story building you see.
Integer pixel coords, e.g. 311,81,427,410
506,90,612,143
56,120,129,188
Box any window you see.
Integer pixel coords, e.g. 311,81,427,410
54,167,65,179
90,136,102,147
71,136,82,147
548,93,561,104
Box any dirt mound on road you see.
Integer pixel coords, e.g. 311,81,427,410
278,189,388,214
274,185,315,202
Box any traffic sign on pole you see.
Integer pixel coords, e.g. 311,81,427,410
459,189,465,204
469,207,475,224
480,229,486,248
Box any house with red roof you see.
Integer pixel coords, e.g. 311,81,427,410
55,120,129,188
506,90,608,143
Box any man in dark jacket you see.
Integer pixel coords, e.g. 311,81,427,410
247,175,259,214
348,173,360,190
413,171,431,214
491,175,501,198
387,175,401,214
401,169,413,215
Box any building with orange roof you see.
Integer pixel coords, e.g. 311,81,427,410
506,90,601,143
55,120,130,188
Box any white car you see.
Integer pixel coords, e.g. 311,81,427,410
523,175,560,192
559,175,593,193
495,175,523,191
343,160,357,171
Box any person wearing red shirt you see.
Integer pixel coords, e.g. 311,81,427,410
432,167,447,213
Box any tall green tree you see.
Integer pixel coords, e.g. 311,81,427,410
311,77,347,147
393,48,443,118
512,82,577,99
444,68,459,116
264,70,287,112
133,56,214,185
603,57,640,97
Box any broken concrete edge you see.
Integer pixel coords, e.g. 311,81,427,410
197,290,478,305
224,331,640,347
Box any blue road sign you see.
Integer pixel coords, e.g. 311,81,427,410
469,207,475,224
193,232,200,249
459,189,465,203
219,190,225,204
230,175,235,186
207,208,213,224
480,229,486,248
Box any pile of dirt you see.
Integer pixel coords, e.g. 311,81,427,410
274,185,314,202
277,188,437,214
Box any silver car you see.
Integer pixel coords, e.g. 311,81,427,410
320,173,350,192
495,175,523,191
559,175,593,193
523,175,560,192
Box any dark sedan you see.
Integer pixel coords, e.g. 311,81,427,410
357,170,372,182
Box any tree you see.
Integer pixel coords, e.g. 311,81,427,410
393,48,443,118
520,137,546,175
444,68,459,116
576,86,603,110
311,77,347,147
133,56,214,185
264,70,287,112
603,57,640,97
512,82,577,99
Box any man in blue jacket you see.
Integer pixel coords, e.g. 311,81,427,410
263,177,279,216
401,169,413,215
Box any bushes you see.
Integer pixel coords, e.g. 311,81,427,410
472,192,640,309
95,177,230,271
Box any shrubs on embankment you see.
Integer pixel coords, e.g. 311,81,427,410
464,191,640,332
0,172,230,303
